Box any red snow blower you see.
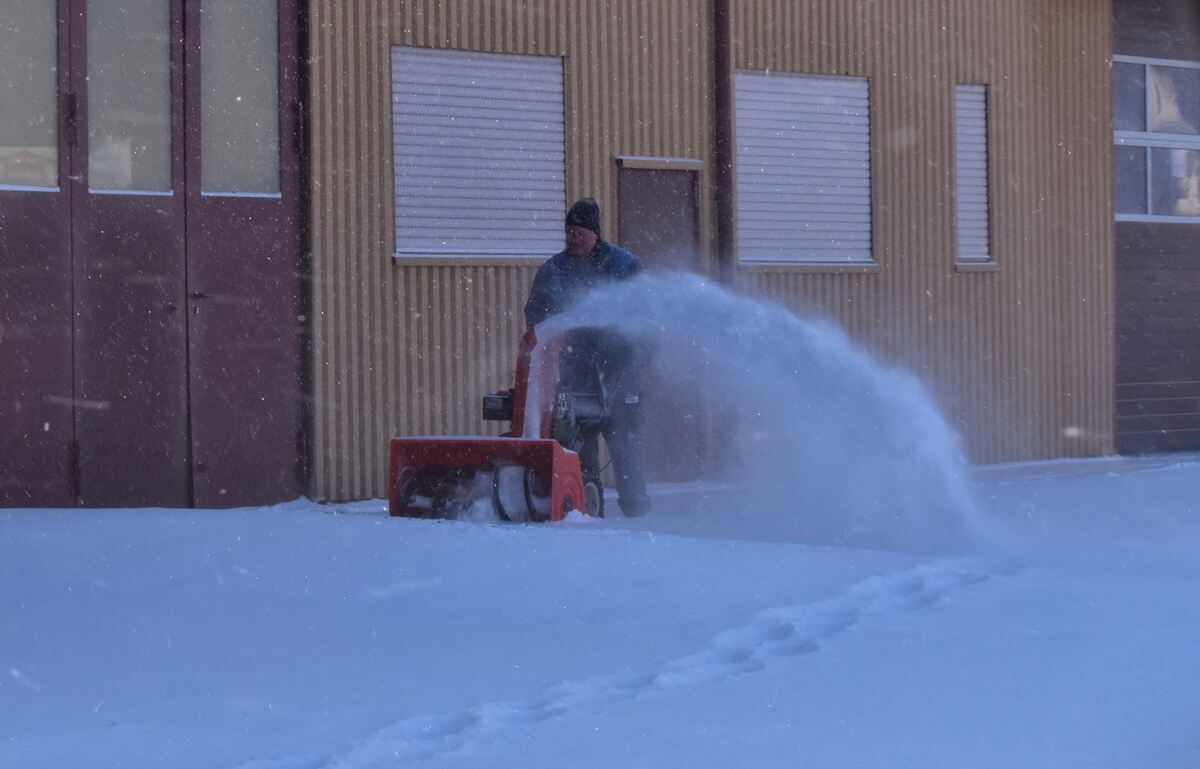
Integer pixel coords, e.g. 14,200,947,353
388,328,607,521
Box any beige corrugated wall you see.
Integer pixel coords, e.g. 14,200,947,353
311,0,714,500
310,0,1114,501
733,0,1115,464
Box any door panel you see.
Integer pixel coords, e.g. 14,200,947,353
617,167,705,482
72,194,189,507
185,201,303,505
71,0,190,506
618,168,702,272
185,0,305,506
0,0,74,505
1,0,305,508
0,188,74,505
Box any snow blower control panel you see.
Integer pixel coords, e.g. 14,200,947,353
482,391,514,422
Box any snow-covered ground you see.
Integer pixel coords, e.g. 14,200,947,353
4,453,1200,769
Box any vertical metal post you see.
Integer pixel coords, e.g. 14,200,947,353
712,0,735,283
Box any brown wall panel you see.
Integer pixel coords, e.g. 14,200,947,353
1113,0,1200,454
310,0,1116,500
1113,0,1200,60
1116,222,1200,452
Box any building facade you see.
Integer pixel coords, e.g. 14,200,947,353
1112,0,1200,452
7,0,1196,507
308,0,1115,502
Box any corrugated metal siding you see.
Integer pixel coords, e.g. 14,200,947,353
310,0,1114,500
310,0,713,500
731,0,1114,464
310,0,392,498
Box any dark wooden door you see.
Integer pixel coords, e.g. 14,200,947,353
617,166,705,481
0,0,305,508
183,0,305,506
0,1,75,506
70,0,191,506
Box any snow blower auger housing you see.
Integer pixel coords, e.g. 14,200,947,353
388,328,606,522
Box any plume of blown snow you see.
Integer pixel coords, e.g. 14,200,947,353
541,272,981,552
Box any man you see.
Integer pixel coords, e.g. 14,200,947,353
523,197,652,517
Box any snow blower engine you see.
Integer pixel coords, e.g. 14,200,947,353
388,327,608,521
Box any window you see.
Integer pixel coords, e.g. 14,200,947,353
0,0,58,190
955,84,992,263
734,71,873,265
87,0,173,193
201,0,280,196
391,46,566,259
1113,55,1200,221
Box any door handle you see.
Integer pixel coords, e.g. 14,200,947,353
188,291,208,299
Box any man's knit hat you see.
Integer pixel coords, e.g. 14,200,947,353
566,197,601,235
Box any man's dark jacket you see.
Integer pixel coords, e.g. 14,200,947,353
523,241,641,328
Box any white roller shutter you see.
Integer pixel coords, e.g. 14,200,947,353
391,46,566,257
955,84,991,263
735,71,873,264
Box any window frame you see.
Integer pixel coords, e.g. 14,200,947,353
1112,54,1200,224
733,69,876,270
953,83,995,267
389,46,568,264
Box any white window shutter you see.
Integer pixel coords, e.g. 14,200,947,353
735,71,873,264
391,47,566,256
955,84,991,263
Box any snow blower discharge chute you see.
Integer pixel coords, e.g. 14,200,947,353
388,328,607,521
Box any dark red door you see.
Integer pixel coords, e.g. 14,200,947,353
0,2,74,506
183,0,305,506
70,0,191,506
0,0,305,508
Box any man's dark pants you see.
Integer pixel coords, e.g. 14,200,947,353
559,329,652,517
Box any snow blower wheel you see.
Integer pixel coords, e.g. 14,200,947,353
583,475,604,518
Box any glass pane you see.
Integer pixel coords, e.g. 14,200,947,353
88,0,172,192
1114,145,1147,215
0,0,58,188
1149,66,1200,135
1113,62,1146,133
201,0,279,194
1150,147,1200,216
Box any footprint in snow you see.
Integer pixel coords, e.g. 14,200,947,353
319,556,1003,768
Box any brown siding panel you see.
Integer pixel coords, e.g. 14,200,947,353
1116,223,1200,452
1113,0,1200,60
1112,1,1200,454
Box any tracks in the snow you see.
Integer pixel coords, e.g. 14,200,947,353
317,557,1004,768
